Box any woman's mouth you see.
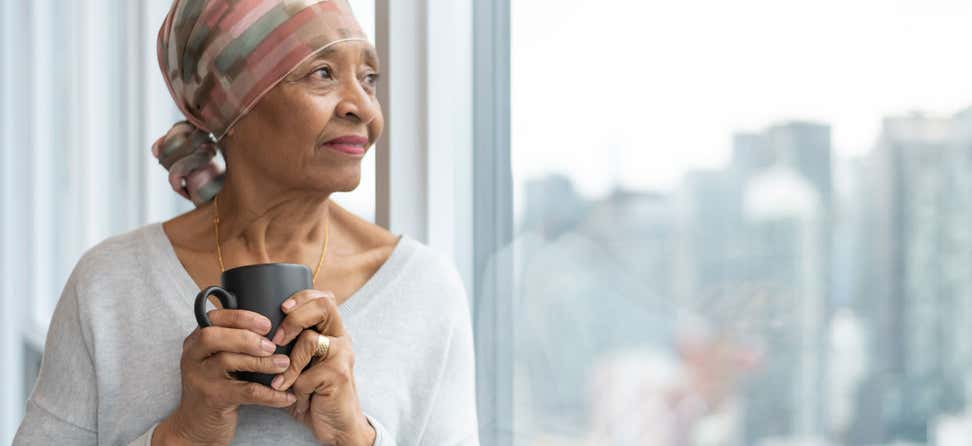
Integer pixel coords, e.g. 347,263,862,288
322,135,368,156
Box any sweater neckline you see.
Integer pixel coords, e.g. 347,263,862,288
144,221,413,317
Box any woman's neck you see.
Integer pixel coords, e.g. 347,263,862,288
212,174,331,264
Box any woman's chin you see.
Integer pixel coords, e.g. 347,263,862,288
334,181,360,193
326,172,362,193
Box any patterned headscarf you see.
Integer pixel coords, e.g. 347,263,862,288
152,0,368,206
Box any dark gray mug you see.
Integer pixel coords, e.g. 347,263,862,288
194,262,311,387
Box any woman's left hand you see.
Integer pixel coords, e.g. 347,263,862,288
270,289,376,446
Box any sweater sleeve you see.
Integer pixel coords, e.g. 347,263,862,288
13,399,97,445
11,252,164,446
416,281,481,446
126,422,159,445
364,411,396,446
15,406,158,446
13,268,100,444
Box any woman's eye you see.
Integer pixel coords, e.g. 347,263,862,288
366,73,381,85
312,67,333,80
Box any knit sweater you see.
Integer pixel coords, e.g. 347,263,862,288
13,222,479,445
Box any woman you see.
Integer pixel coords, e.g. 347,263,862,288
13,1,478,444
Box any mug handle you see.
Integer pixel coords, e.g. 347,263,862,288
194,286,238,327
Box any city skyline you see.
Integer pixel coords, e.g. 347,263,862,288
511,107,972,444
513,106,972,228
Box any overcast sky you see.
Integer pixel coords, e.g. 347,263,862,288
512,0,972,197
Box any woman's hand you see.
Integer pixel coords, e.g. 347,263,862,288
154,309,297,446
269,290,376,446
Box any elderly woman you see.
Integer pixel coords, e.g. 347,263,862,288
13,1,478,445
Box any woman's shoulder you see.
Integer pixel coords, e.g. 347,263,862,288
403,238,462,287
390,235,470,318
69,223,160,293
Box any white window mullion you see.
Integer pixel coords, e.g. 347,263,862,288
31,0,55,330
78,0,125,246
1,2,34,443
78,0,101,246
375,0,429,242
472,0,514,442
375,0,475,292
64,0,84,274
428,0,474,289
123,0,148,225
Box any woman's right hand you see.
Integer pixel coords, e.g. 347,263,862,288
153,308,297,445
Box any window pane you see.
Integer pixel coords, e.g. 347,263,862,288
511,1,972,445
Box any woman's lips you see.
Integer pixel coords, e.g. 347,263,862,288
322,136,368,155
324,143,366,155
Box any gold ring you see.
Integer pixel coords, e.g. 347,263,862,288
313,333,330,359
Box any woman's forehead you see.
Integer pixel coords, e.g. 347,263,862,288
304,41,379,67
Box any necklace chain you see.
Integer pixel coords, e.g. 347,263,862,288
213,193,329,284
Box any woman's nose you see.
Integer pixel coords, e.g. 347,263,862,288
334,77,377,124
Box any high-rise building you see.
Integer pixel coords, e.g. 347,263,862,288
732,132,775,179
856,111,972,442
672,123,835,444
766,122,833,210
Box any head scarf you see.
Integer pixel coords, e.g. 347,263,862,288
153,0,368,206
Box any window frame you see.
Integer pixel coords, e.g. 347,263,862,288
471,0,514,443
374,0,477,287
0,2,32,443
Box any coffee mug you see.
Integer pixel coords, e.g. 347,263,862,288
194,262,312,387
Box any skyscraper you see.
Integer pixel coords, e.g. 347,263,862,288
857,111,972,442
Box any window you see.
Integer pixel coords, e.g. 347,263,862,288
505,0,972,444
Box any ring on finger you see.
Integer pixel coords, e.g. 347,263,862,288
313,333,330,359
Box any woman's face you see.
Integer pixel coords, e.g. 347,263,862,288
223,39,383,193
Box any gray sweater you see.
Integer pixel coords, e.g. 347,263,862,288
13,222,479,445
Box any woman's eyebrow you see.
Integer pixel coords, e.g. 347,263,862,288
306,46,379,68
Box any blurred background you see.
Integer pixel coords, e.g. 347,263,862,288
506,0,972,445
6,0,972,445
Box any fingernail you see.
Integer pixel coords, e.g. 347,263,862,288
273,356,290,368
258,319,272,333
272,374,284,390
287,393,297,403
282,299,295,311
261,339,277,353
272,328,285,345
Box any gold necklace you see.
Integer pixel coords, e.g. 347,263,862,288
213,193,329,284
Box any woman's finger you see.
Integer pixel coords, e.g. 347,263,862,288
271,330,333,391
205,352,291,375
271,294,346,346
188,326,278,361
289,337,352,415
290,357,351,415
228,381,297,408
280,289,334,314
207,308,273,336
